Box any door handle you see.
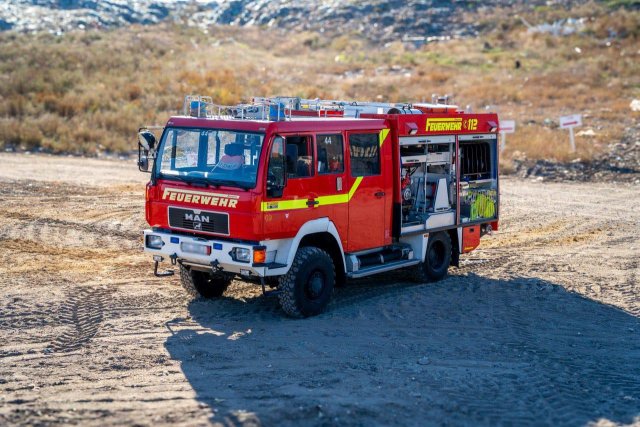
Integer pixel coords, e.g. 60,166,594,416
306,200,319,207
375,191,385,198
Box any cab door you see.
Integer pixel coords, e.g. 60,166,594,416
346,130,391,252
312,133,349,247
262,134,317,240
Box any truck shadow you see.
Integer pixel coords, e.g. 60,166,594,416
164,274,640,427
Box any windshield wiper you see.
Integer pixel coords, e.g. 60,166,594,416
161,174,250,190
161,173,206,187
209,179,251,190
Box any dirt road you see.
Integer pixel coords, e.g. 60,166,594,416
0,153,639,426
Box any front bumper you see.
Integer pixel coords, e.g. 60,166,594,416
143,229,266,277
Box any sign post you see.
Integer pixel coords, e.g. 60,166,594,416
559,114,582,152
499,120,516,153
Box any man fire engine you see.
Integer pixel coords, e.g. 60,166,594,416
138,95,499,317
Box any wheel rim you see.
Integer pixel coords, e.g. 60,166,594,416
428,240,445,269
305,270,326,300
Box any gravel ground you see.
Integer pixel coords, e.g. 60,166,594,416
0,153,639,426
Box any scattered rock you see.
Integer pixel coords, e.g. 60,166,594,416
631,99,640,112
576,129,596,137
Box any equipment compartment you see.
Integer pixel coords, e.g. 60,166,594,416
459,136,498,224
399,136,456,233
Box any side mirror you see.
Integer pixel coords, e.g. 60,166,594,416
266,177,284,198
138,154,149,172
137,129,156,173
138,130,156,151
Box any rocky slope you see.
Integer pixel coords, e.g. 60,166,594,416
1,0,580,40
513,124,640,183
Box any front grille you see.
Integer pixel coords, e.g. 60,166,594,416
168,207,229,235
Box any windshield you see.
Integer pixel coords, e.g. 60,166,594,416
155,127,264,189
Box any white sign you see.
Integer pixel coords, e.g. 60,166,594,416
500,120,516,134
499,120,516,153
559,114,582,129
559,114,583,152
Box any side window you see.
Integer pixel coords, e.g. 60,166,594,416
349,133,380,177
173,129,200,169
285,135,314,179
159,129,175,173
267,136,285,189
317,134,344,174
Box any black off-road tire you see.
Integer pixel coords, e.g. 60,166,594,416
278,246,335,318
179,264,232,299
413,231,452,283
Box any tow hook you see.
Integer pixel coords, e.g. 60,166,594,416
210,259,223,273
153,255,175,277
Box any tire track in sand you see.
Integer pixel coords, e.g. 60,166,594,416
50,287,113,352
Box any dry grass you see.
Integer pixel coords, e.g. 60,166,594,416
0,2,638,169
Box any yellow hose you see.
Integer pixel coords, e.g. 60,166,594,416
470,192,496,220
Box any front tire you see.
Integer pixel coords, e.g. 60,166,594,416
278,247,335,318
179,264,232,298
414,231,452,282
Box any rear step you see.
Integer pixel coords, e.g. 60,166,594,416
346,244,418,279
347,259,420,279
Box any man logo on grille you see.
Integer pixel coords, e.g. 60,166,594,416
185,213,209,231
185,213,210,223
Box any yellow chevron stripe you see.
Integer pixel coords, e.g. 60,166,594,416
379,128,390,147
262,176,364,212
315,193,348,206
315,176,363,207
348,176,363,199
260,198,309,212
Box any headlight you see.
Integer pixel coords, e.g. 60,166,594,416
145,234,164,249
230,247,251,263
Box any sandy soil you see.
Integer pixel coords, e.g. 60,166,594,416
0,153,639,426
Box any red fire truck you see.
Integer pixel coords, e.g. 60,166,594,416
138,95,499,317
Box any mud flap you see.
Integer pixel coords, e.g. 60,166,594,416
260,277,281,297
451,247,460,268
450,230,460,267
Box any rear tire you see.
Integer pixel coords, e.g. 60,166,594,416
179,264,232,298
278,247,335,318
413,231,452,283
